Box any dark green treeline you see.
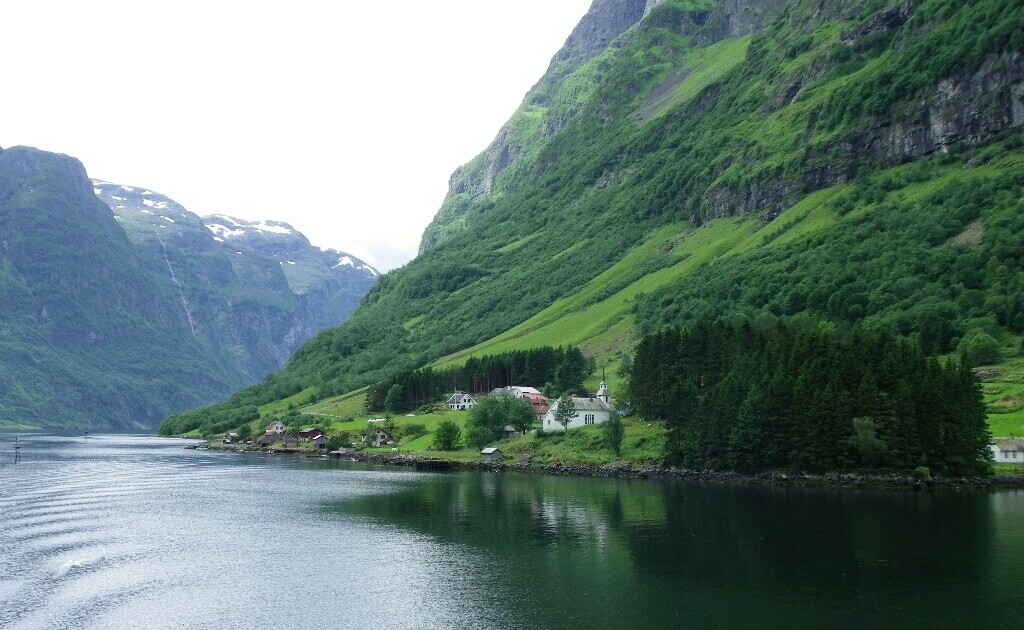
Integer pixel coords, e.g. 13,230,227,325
629,322,990,475
367,346,591,413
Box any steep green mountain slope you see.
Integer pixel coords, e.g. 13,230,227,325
163,0,1024,434
0,147,376,431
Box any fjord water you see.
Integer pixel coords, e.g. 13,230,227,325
1,436,1021,629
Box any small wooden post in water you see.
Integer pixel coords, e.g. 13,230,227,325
13,436,21,463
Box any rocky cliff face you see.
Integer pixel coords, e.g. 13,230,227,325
419,0,652,252
549,0,648,71
705,50,1024,222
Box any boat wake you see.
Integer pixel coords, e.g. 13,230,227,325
53,554,106,580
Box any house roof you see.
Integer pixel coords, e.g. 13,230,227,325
561,397,614,412
510,386,541,395
991,437,1024,452
522,392,547,402
481,447,502,454
265,421,284,431
448,393,475,404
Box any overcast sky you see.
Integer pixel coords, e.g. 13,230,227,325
1,0,593,271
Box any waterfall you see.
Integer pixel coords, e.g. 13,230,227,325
155,233,197,336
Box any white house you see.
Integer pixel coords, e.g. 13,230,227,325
989,437,1024,464
448,392,477,411
508,386,542,398
264,421,286,434
541,380,615,431
362,427,394,447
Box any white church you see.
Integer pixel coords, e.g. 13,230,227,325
541,379,615,431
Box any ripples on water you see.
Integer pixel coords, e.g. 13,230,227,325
0,435,495,630
1,434,1023,629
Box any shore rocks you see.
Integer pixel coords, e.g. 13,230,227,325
193,441,1024,490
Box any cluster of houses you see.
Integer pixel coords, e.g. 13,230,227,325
223,421,331,450
447,380,615,433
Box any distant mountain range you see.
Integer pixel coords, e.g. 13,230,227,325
0,145,376,431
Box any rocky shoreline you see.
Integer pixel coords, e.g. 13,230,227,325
190,441,1024,490
348,451,1024,490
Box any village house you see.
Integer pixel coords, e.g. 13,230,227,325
509,386,541,398
299,427,324,440
264,420,287,435
362,427,393,447
990,437,1024,463
223,432,240,444
521,391,551,420
311,434,329,450
448,392,477,411
541,380,615,432
487,385,543,399
480,447,503,463
257,431,281,447
282,436,300,450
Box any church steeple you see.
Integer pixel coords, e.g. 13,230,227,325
596,366,611,404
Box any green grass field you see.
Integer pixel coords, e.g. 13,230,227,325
980,356,1024,437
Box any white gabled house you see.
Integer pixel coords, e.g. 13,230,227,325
508,386,542,398
448,392,477,411
362,427,394,447
989,437,1024,464
541,380,615,431
264,420,287,435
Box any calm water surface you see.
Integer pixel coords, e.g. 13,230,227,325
0,435,1021,629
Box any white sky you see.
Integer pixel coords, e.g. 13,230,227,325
1,0,593,271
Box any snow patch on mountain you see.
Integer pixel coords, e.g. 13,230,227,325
206,223,245,238
207,215,242,227
142,199,169,210
250,220,293,235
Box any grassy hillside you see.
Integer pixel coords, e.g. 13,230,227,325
162,0,1024,441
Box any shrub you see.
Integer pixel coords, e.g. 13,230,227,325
433,420,461,451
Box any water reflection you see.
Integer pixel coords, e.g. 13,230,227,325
339,472,1024,629
3,435,1021,630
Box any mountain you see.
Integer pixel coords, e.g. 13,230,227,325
0,146,376,431
162,0,1024,433
94,181,377,377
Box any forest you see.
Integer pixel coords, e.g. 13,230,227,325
629,321,991,475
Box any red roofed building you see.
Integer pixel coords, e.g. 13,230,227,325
522,392,550,420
